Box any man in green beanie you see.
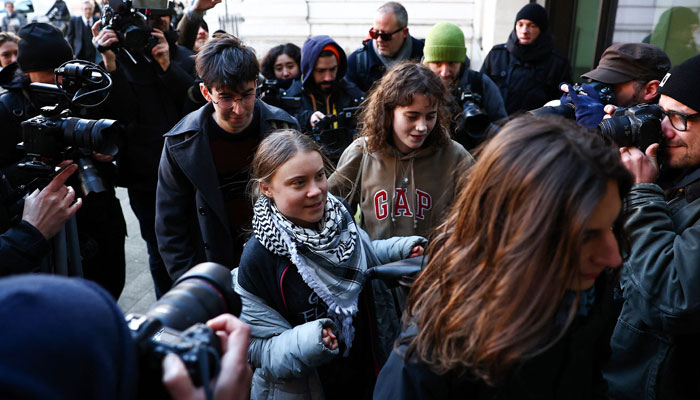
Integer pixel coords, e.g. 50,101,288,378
423,21,506,151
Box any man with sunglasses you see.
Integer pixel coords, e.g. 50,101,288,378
345,2,424,93
605,54,700,399
155,34,299,281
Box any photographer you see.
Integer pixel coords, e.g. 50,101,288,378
94,4,197,297
604,54,700,399
285,35,364,133
0,273,252,400
422,22,506,151
561,43,671,129
0,23,126,298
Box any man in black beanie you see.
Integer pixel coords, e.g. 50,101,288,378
480,3,572,114
605,54,700,399
0,22,127,300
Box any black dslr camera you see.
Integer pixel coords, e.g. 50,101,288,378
100,0,174,60
257,79,302,111
599,104,663,152
19,60,120,196
311,103,362,164
455,86,489,133
127,262,242,399
530,82,617,119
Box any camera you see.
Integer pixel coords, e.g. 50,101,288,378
257,79,302,111
311,103,362,164
530,82,617,119
127,262,242,399
455,86,489,133
599,104,663,152
18,60,120,197
100,0,174,59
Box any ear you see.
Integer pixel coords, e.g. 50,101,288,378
200,83,213,103
643,80,661,102
401,27,409,39
259,181,272,199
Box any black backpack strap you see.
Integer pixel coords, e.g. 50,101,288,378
356,45,370,88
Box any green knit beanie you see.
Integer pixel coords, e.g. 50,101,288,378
423,22,466,63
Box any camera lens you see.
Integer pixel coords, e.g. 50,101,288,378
600,117,635,148
60,117,120,156
145,263,241,331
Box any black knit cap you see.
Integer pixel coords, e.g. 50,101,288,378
515,3,549,32
658,54,700,112
17,22,73,73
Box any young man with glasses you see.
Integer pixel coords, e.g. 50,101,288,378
155,34,299,281
605,54,700,399
345,1,424,92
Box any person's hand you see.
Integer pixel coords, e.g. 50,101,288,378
310,111,325,127
619,144,659,184
151,28,170,72
92,151,114,162
408,246,423,258
93,21,118,72
321,327,338,350
603,104,618,119
22,164,82,239
192,0,221,13
162,314,252,400
565,83,606,129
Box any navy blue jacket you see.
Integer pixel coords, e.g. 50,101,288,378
346,36,425,93
288,35,364,132
0,221,49,276
155,100,299,281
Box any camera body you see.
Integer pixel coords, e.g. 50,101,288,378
599,103,663,151
127,262,242,399
257,80,302,111
18,61,120,196
455,86,489,133
101,0,173,56
311,103,362,164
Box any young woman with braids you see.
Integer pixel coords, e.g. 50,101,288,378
328,61,473,240
232,129,425,399
374,115,633,399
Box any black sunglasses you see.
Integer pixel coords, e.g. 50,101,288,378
369,26,405,41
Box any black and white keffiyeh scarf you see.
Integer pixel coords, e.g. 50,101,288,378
253,194,367,354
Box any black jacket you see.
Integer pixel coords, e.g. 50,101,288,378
155,100,299,281
481,31,572,114
374,270,619,399
103,36,196,191
346,36,424,93
65,16,97,62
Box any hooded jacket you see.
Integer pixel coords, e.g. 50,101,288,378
286,35,364,132
328,137,472,240
480,30,571,114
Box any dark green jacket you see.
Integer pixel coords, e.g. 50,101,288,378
604,178,700,400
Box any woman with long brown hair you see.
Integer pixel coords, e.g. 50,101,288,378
374,115,633,399
328,61,472,240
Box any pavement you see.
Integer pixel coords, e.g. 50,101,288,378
115,187,157,316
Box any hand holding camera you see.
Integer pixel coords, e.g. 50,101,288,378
561,83,606,129
162,313,252,400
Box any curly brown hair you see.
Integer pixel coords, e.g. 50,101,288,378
358,61,452,154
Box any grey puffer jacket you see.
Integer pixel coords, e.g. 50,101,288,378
233,226,425,399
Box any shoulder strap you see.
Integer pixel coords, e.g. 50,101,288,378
356,46,370,87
